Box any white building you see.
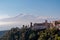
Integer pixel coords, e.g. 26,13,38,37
31,20,50,30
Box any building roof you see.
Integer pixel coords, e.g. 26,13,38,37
34,22,51,26
34,23,45,26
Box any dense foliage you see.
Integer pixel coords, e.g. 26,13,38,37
0,27,60,40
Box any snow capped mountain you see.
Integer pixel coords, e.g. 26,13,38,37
0,13,59,30
0,13,59,24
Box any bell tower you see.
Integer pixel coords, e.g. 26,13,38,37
45,20,48,27
30,22,33,27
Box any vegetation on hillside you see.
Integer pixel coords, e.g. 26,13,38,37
0,26,60,40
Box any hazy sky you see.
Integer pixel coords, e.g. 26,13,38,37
0,0,60,30
0,0,60,19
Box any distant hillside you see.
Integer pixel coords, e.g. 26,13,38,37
0,30,8,37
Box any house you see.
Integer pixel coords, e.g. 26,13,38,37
31,20,51,30
54,20,60,30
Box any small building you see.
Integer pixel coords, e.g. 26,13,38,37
31,20,51,30
54,20,60,30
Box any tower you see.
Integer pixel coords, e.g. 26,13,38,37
45,20,48,27
22,25,25,28
30,22,33,27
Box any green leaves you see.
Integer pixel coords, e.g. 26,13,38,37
1,26,60,40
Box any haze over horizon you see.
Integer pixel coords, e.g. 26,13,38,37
0,0,60,30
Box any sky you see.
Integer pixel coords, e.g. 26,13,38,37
0,0,60,18
0,0,60,30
